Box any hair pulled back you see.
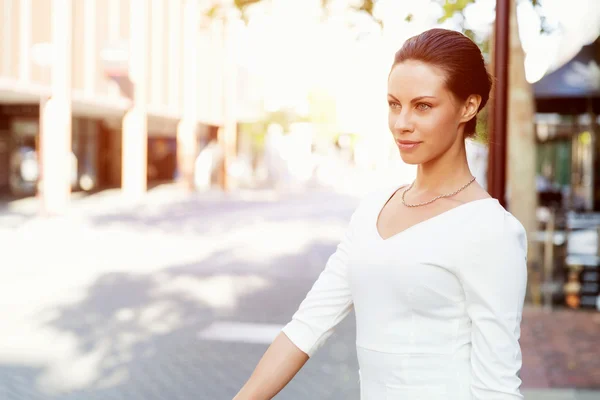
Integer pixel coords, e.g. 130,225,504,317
392,28,493,138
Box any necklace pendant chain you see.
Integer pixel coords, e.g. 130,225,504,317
401,177,476,208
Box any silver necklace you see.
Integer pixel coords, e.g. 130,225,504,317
401,177,476,208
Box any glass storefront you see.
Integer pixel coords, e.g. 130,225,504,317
536,114,599,212
0,107,102,197
147,136,177,183
8,119,39,196
72,118,99,192
571,130,595,211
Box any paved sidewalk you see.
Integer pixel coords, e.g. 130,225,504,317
1,185,599,399
523,389,599,399
520,307,600,391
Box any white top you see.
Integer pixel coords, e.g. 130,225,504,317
281,184,528,399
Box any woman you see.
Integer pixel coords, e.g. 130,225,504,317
233,28,527,400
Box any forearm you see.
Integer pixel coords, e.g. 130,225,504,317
233,332,309,400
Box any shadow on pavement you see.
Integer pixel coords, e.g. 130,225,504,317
0,238,360,400
85,190,359,237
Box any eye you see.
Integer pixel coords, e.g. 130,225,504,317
388,101,401,110
416,103,431,111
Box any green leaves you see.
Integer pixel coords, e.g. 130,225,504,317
233,0,262,23
356,0,375,15
227,0,550,35
437,0,477,23
234,0,262,9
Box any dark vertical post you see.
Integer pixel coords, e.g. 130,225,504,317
489,0,510,207
589,98,600,211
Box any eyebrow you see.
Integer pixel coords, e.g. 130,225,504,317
387,94,436,103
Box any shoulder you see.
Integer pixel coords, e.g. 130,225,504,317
456,204,528,280
501,210,528,255
466,202,527,253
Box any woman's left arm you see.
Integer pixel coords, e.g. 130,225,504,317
459,211,528,399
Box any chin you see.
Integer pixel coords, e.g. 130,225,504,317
397,150,424,165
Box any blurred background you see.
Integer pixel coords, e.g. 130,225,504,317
0,0,599,399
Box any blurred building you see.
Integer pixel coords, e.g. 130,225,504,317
533,36,600,212
0,0,233,210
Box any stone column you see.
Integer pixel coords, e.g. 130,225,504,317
121,0,149,200
177,0,199,191
506,0,540,304
219,13,238,191
39,0,72,215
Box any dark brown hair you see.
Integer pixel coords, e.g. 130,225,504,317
392,28,493,138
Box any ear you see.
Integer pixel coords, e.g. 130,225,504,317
460,94,482,124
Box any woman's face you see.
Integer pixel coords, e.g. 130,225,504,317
387,60,477,165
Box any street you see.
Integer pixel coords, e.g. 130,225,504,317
0,185,598,400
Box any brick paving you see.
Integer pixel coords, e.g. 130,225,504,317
0,187,363,400
0,185,598,400
521,307,600,390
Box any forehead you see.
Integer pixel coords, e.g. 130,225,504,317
387,60,448,98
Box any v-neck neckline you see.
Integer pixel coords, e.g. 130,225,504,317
374,184,498,242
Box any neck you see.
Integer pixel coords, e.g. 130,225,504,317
412,140,473,195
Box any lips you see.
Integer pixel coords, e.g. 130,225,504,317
396,139,422,150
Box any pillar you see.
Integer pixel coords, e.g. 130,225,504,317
219,13,238,191
177,0,199,190
121,0,149,200
488,0,509,207
39,0,72,215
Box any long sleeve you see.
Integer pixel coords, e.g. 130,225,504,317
458,211,528,399
280,207,359,358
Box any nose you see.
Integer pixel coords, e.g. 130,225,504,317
393,110,414,133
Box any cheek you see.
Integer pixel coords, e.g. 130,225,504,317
417,109,458,139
